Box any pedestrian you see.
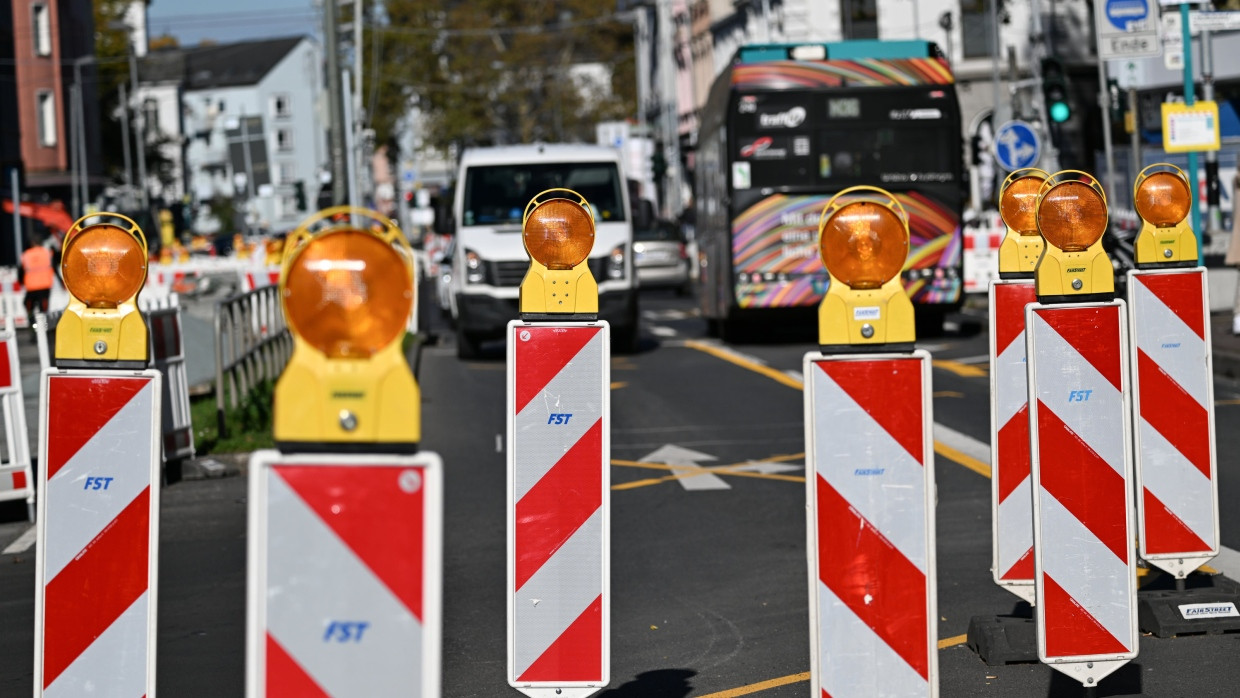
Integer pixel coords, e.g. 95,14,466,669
1228,173,1240,335
20,234,53,332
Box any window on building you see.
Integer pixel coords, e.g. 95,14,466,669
36,90,55,147
841,0,878,39
276,161,296,184
31,3,51,57
143,98,160,139
960,0,995,59
271,94,290,118
275,128,293,152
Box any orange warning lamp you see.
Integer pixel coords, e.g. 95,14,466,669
1133,163,1197,266
55,212,149,369
1034,170,1114,301
274,205,419,452
519,188,599,316
815,186,914,350
997,168,1049,276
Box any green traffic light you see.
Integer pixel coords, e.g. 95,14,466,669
1049,101,1071,123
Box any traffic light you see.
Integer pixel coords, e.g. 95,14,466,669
651,148,668,182
293,181,306,211
815,186,915,349
55,213,149,368
273,206,419,452
1041,58,1072,124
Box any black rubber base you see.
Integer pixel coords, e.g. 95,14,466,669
1137,573,1240,638
967,606,1039,666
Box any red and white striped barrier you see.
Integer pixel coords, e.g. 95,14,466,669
1027,301,1137,687
963,213,1004,294
1127,268,1219,577
805,351,937,697
989,280,1038,603
507,321,610,698
0,324,32,515
246,451,442,697
33,370,162,696
240,267,282,293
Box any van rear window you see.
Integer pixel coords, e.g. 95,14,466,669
463,162,626,226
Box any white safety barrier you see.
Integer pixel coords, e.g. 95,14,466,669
507,321,610,698
0,319,33,519
1127,268,1219,577
142,295,196,465
1027,301,1138,687
805,350,938,697
246,451,443,697
238,265,281,293
215,285,292,438
0,267,70,330
34,369,162,696
989,280,1038,603
963,211,1004,294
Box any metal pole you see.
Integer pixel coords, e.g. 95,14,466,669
1098,59,1117,209
69,83,80,217
1202,29,1220,238
634,7,651,134
10,167,21,265
75,77,88,211
1181,2,1202,263
657,0,682,218
323,0,347,206
240,115,257,202
129,44,150,214
989,0,1005,125
119,83,134,208
1129,87,1141,190
342,70,359,212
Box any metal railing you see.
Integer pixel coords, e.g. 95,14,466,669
214,285,291,438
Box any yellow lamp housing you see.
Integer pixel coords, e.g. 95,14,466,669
1133,163,1197,266
55,213,149,369
997,167,1050,277
518,189,599,318
815,186,915,352
273,206,420,453
1034,170,1115,302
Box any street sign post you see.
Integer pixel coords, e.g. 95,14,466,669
508,190,610,698
806,187,937,697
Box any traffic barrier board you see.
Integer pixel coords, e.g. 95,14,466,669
33,370,162,696
989,280,1038,603
147,298,195,463
1027,301,1138,686
246,451,443,697
507,321,610,698
805,350,937,697
0,326,32,511
1128,268,1218,577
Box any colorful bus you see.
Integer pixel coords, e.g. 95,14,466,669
694,40,965,336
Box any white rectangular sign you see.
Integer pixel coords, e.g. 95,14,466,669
1178,603,1239,620
1097,0,1162,59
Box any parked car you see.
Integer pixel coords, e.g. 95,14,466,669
633,219,690,294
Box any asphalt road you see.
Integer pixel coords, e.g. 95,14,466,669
2,289,1240,697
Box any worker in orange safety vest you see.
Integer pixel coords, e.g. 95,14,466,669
20,235,54,330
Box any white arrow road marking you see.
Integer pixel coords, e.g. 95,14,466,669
639,444,731,491
732,460,804,475
3,525,36,554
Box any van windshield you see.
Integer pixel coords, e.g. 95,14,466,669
462,162,626,226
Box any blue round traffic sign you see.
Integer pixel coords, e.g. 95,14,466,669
1105,0,1148,31
993,121,1041,172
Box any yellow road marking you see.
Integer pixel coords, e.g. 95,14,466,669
611,381,628,389
933,359,988,378
684,342,991,479
934,390,965,398
938,633,969,649
696,672,811,697
1217,399,1240,406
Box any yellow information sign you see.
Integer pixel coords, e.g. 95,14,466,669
1161,101,1221,153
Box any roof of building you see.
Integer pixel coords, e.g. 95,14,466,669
140,36,307,90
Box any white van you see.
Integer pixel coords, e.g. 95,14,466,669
446,144,639,357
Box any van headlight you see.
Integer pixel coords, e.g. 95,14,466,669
606,244,626,280
464,248,485,284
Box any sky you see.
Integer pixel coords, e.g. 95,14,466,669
145,0,320,47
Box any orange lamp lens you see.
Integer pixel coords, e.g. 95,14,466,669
1000,175,1046,235
819,201,908,289
1037,181,1108,252
62,224,146,308
283,230,413,359
524,200,594,270
1135,171,1191,227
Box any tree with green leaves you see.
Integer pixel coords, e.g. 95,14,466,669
369,0,635,156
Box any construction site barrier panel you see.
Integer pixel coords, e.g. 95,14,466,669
0,322,32,513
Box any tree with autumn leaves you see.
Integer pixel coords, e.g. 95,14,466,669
368,0,636,154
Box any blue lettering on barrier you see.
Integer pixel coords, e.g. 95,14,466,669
323,621,370,643
83,476,114,490
1161,342,1181,349
1068,390,1093,403
547,413,573,425
854,468,885,476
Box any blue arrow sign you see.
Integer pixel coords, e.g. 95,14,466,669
1105,0,1148,31
993,121,1041,172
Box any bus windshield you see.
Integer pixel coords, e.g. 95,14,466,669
462,162,626,226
